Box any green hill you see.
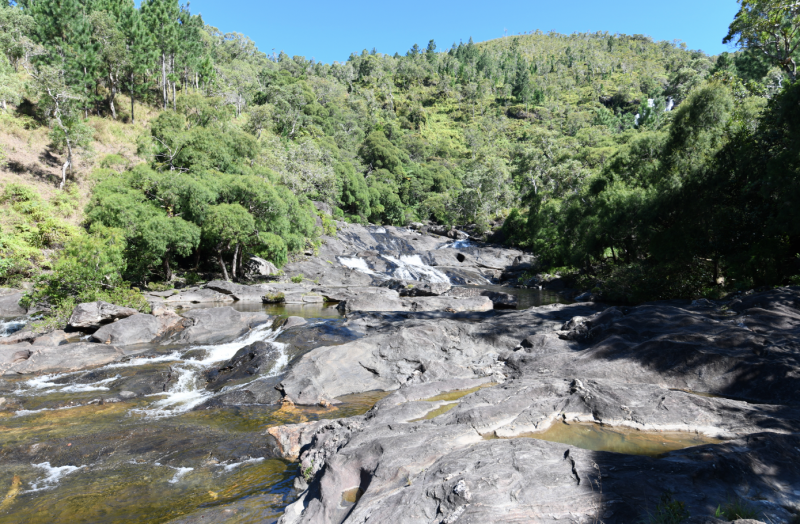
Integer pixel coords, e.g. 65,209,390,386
1,0,797,322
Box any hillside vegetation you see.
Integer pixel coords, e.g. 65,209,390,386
1,0,798,322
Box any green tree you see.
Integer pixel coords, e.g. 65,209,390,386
202,203,254,281
724,0,800,81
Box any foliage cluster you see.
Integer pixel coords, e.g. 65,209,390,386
2,0,799,308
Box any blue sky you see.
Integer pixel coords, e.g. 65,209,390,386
188,0,741,63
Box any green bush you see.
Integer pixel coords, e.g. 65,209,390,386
643,492,690,524
263,292,285,303
22,226,150,329
99,153,128,169
714,499,760,521
290,274,304,283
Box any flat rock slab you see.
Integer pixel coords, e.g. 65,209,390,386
156,288,235,305
205,281,271,302
278,376,800,524
279,304,597,405
275,287,800,524
168,307,271,345
336,295,493,314
2,342,148,375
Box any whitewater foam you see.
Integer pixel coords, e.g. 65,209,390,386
168,467,194,484
220,457,264,472
338,256,380,276
0,319,25,337
27,462,85,492
131,324,284,418
383,254,450,284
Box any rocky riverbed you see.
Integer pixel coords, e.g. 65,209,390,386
0,224,798,523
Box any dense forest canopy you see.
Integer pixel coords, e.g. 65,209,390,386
1,0,799,320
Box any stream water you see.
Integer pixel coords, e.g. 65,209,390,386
0,304,374,524
0,287,570,523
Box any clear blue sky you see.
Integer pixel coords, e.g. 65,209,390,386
187,0,741,63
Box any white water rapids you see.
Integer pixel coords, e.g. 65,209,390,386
15,322,287,419
338,253,451,283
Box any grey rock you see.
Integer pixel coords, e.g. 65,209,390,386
445,286,517,309
205,280,270,302
32,330,69,346
401,282,452,297
90,308,185,346
2,342,148,375
273,316,307,330
159,287,235,305
168,307,271,345
119,391,136,399
312,286,399,303
277,305,590,405
0,290,26,317
336,294,492,314
244,256,279,277
271,288,800,524
67,301,138,331
205,340,281,391
401,296,493,312
284,292,324,304
336,293,406,313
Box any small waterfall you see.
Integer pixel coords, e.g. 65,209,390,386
134,324,286,418
339,254,451,284
1,319,25,337
339,256,380,276
383,254,451,283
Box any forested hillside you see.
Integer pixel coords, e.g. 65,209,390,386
1,0,798,322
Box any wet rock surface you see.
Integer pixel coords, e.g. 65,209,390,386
205,340,282,391
1,342,148,375
275,287,800,524
167,307,271,345
280,223,534,288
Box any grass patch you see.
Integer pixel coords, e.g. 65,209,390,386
714,498,760,521
643,492,690,524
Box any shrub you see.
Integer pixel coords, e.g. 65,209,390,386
643,492,690,524
290,274,304,283
99,153,127,169
263,292,285,303
715,498,760,521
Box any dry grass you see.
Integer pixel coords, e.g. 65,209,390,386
0,94,160,226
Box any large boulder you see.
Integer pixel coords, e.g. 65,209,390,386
401,282,452,297
336,294,406,314
0,289,26,317
243,256,279,278
168,307,271,345
205,340,282,391
90,308,185,345
67,301,138,331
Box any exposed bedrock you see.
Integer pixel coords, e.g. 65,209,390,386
280,223,534,287
274,287,800,523
1,306,273,375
